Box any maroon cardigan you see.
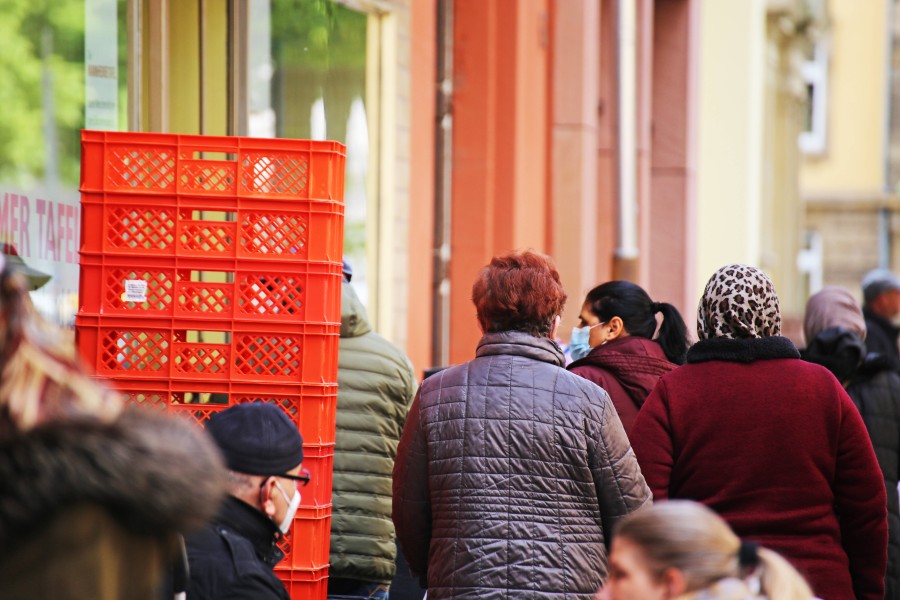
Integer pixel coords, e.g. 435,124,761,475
631,336,887,600
567,336,676,434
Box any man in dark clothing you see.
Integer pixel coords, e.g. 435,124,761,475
862,268,900,371
186,402,307,600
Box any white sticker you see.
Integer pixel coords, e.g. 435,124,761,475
123,279,148,303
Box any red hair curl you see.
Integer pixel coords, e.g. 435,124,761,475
472,250,567,336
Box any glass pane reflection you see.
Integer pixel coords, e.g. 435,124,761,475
249,0,371,304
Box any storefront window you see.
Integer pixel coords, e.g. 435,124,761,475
248,0,372,304
0,0,128,327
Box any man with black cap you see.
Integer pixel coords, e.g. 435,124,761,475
862,267,900,371
185,402,307,600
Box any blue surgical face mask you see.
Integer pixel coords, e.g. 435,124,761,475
569,322,604,361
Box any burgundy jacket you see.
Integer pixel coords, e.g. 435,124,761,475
567,337,677,434
631,336,888,600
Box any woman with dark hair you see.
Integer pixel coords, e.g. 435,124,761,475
630,264,887,600
393,250,651,599
567,281,690,433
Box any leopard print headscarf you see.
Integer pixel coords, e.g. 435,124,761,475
697,264,782,340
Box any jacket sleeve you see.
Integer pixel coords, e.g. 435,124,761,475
629,380,673,500
832,384,888,600
588,393,652,543
218,574,290,600
392,391,431,584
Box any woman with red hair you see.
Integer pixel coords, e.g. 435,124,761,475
393,250,651,599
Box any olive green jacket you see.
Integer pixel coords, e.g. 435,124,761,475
329,282,417,583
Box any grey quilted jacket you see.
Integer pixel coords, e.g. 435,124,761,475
392,331,651,599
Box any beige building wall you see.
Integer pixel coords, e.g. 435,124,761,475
695,0,765,296
801,0,889,196
801,0,892,306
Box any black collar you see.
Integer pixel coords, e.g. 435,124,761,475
687,336,800,364
214,496,284,567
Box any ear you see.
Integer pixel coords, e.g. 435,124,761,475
551,314,561,339
606,316,626,340
259,477,278,518
661,567,687,598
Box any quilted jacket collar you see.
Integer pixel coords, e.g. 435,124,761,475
687,335,800,364
476,330,565,367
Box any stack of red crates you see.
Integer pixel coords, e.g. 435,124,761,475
76,130,346,599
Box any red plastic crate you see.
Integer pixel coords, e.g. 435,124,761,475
276,567,329,600
80,130,346,202
78,254,342,324
296,445,335,509
276,506,332,571
108,379,338,446
80,192,344,263
76,315,339,385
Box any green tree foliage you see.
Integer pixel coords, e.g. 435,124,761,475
271,0,367,71
0,0,85,187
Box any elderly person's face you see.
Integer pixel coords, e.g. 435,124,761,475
872,289,900,320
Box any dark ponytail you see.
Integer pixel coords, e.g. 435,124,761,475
584,281,690,365
654,301,690,365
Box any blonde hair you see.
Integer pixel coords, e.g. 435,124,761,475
0,266,121,435
616,501,813,600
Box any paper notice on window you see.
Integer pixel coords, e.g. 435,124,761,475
123,280,148,303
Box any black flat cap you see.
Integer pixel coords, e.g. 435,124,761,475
207,402,304,475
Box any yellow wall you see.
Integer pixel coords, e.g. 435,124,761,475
695,0,765,293
800,0,888,195
168,0,228,135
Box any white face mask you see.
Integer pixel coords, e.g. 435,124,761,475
274,481,301,534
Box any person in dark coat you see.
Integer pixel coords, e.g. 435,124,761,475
861,268,900,371
186,402,308,600
0,258,226,600
393,250,652,599
567,281,690,434
802,285,900,599
630,264,888,600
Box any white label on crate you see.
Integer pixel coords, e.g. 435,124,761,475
123,279,148,303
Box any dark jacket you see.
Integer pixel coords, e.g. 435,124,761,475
393,331,652,599
864,306,900,371
186,496,290,600
567,336,677,434
848,355,900,600
0,409,226,600
631,336,888,600
331,282,417,584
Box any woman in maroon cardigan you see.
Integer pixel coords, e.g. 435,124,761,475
630,264,888,600
566,281,690,434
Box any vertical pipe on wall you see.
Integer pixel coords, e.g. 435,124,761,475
199,0,206,135
127,0,142,131
883,0,895,194
227,0,249,136
432,0,453,368
148,0,169,132
615,0,639,279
